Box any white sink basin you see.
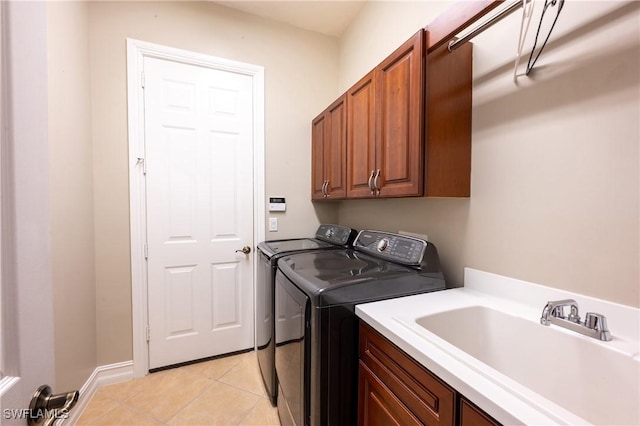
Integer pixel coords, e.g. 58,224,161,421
356,268,640,425
414,306,640,426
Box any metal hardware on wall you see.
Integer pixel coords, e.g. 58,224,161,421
448,1,525,52
447,0,565,76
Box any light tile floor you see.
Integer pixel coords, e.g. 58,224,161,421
75,351,280,426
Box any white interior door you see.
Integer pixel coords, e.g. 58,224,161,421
1,1,57,422
144,56,255,369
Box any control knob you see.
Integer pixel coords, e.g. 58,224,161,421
377,238,389,252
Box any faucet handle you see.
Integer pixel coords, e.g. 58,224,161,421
585,312,606,330
585,312,612,341
567,304,581,323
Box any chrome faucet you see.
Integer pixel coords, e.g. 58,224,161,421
540,299,611,341
540,299,580,325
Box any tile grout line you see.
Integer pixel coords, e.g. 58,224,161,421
163,378,219,425
75,391,124,426
216,379,269,400
82,401,124,426
236,394,264,426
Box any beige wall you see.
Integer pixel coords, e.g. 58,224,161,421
88,1,339,364
47,1,97,390
337,1,640,307
45,0,638,381
338,1,450,90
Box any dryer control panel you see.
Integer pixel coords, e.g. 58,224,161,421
354,230,427,266
315,224,358,246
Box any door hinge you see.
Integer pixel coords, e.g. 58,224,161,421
144,243,148,260
146,326,151,342
136,157,146,175
141,71,145,88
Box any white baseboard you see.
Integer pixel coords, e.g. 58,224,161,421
61,360,134,425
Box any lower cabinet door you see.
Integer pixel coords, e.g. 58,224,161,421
459,398,501,426
358,362,422,426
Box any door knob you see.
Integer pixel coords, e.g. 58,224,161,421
28,385,79,426
236,246,251,254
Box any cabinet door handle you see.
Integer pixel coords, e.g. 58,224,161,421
324,180,330,197
374,169,381,195
368,170,375,195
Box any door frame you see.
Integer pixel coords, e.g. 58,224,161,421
126,39,265,378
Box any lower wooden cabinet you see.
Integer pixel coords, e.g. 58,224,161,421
359,322,501,426
459,398,500,426
359,363,423,426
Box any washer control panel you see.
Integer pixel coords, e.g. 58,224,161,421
354,230,427,266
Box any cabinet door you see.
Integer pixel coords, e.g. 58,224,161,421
460,398,501,426
325,95,347,199
347,70,377,199
376,29,424,197
359,362,422,426
360,322,456,426
311,112,326,200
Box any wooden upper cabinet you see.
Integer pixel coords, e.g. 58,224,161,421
326,96,347,198
376,29,424,198
424,34,472,197
312,95,347,200
314,24,473,200
347,29,424,199
311,113,327,200
347,70,377,198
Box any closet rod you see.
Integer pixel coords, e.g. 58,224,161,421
448,0,523,51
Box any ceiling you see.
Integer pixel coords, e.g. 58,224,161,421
214,1,367,37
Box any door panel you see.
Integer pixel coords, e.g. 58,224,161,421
165,265,197,337
376,30,424,197
325,95,347,199
211,262,241,329
312,95,347,200
311,114,325,200
347,70,376,199
379,56,410,182
1,2,57,421
144,56,254,369
358,363,421,426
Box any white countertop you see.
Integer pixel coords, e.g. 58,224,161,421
355,268,640,425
